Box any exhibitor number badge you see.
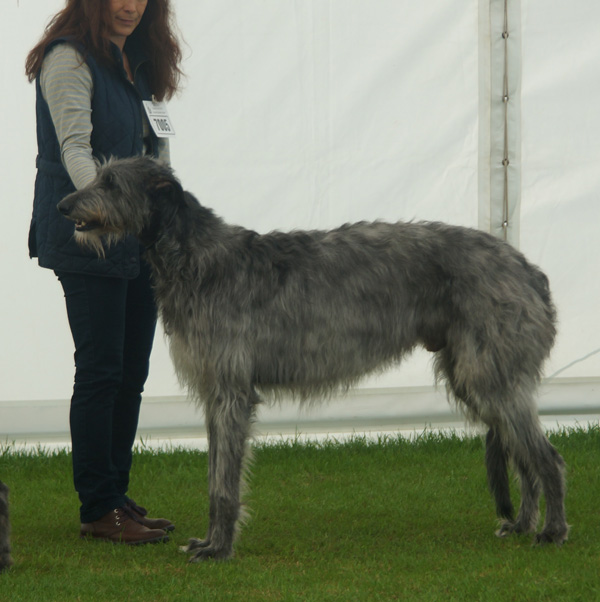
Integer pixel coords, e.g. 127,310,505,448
143,100,175,138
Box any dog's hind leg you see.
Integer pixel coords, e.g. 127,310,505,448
484,421,541,537
184,388,257,561
496,454,540,538
436,348,517,525
436,344,566,545
485,427,514,522
531,436,568,545
495,400,567,545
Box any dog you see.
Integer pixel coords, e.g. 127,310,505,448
57,156,568,560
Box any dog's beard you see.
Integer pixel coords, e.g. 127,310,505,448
74,229,124,258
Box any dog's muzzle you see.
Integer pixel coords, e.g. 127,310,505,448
57,195,97,231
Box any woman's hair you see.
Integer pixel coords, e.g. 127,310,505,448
25,0,182,101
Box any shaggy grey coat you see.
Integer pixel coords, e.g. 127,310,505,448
58,156,568,561
0,482,11,572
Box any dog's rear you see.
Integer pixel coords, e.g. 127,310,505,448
427,231,565,544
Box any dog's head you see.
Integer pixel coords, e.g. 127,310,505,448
57,156,185,255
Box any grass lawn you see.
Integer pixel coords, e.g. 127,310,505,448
1,426,599,601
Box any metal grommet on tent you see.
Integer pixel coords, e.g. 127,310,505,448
501,0,511,242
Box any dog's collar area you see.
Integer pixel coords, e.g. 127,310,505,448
143,204,180,250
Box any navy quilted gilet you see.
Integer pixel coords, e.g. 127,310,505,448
29,37,158,278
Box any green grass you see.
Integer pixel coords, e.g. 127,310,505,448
1,426,599,601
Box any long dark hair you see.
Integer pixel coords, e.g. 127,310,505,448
25,0,182,101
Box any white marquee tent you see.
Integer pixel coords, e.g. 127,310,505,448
1,1,599,447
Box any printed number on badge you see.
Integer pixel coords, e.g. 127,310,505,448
143,100,175,138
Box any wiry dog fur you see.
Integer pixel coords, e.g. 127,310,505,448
0,482,11,572
58,156,568,561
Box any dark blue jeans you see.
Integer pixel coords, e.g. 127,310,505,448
56,260,157,523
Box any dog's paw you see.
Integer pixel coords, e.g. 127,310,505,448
534,526,569,547
495,520,516,538
180,537,209,553
188,545,233,562
496,518,538,539
182,537,233,562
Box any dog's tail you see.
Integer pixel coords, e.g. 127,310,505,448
485,427,514,521
531,266,554,313
523,259,557,342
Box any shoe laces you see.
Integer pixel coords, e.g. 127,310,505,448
113,506,143,527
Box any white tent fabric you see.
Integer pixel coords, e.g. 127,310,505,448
1,1,598,441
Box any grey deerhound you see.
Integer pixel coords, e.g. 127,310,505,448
58,156,568,561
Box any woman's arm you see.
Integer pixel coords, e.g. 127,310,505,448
156,137,171,165
40,44,97,189
42,44,173,181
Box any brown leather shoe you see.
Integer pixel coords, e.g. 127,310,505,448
125,499,175,532
80,507,169,545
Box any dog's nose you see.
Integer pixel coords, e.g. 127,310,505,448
57,198,71,216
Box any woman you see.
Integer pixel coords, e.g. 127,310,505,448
26,0,182,544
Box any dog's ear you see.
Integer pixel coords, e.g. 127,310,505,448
140,169,185,247
147,166,186,206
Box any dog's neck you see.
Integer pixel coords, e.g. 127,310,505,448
143,198,228,279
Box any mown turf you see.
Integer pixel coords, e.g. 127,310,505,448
1,426,599,601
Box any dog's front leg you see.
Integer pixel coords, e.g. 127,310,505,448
184,391,255,562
